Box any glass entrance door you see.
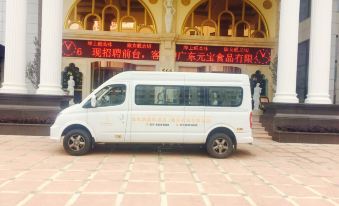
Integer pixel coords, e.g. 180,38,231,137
91,61,136,91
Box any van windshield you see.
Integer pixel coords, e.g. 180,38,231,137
84,84,126,108
95,84,126,107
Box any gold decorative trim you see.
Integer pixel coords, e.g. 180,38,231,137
181,0,190,6
263,0,272,10
64,0,157,34
102,5,120,31
84,14,102,30
201,19,218,36
62,31,277,48
176,34,277,48
181,0,208,34
120,16,138,32
181,0,270,38
64,0,82,28
67,20,84,30
245,0,270,37
63,30,162,43
138,25,156,33
234,20,250,37
217,10,235,36
149,0,158,4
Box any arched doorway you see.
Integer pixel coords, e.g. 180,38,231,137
182,0,268,38
65,0,157,34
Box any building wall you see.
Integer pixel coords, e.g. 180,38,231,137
332,2,339,103
0,0,5,46
62,0,279,100
3,0,338,104
298,0,339,104
0,0,4,84
26,0,39,63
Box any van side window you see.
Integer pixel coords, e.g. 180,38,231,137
135,85,184,106
95,84,126,107
207,87,243,107
185,86,205,106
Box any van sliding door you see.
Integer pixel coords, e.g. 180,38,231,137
130,84,184,143
183,86,206,143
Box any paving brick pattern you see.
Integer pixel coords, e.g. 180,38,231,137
0,135,338,206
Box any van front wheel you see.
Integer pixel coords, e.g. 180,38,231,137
206,133,234,158
63,129,92,156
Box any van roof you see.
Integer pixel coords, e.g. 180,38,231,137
111,71,250,84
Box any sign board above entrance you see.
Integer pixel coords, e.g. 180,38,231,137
62,39,160,61
176,44,271,65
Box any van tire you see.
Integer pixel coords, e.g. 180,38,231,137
206,133,234,158
63,129,92,156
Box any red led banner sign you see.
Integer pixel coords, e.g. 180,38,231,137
176,44,271,65
62,39,160,61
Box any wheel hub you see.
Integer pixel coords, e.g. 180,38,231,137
74,140,80,146
213,138,227,154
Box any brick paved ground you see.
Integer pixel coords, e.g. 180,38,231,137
0,135,338,206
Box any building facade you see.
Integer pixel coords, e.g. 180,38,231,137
0,0,337,105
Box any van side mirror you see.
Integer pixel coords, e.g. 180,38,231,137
91,96,97,108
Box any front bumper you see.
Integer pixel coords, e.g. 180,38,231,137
50,124,62,142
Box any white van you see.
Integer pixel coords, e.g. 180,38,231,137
51,71,253,158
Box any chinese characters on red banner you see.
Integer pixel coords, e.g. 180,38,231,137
62,40,271,65
62,40,160,61
176,45,272,65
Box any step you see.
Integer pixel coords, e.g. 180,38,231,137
252,117,261,122
252,132,269,136
252,121,262,124
253,133,270,137
253,134,272,139
252,125,265,129
252,123,264,127
253,130,269,134
252,125,267,130
253,129,269,133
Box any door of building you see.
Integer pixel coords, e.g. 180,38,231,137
0,45,4,83
91,61,136,90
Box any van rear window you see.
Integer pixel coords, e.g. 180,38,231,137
135,85,184,106
207,87,243,107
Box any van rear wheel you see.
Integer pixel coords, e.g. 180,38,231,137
63,129,92,156
206,133,234,158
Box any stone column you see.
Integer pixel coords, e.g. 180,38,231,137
157,34,176,72
305,0,333,104
36,0,64,95
273,0,300,103
0,0,28,93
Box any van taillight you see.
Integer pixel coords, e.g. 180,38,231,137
250,112,253,129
